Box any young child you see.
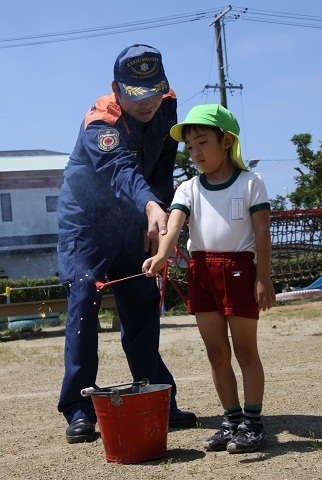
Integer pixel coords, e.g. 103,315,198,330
142,104,276,454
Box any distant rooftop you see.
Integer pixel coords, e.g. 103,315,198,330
0,149,69,157
0,150,70,172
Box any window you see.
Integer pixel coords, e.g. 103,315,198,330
1,193,12,222
46,196,58,212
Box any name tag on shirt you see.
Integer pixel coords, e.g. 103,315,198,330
231,198,244,220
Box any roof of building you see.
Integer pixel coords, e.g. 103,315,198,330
0,150,70,172
0,149,69,157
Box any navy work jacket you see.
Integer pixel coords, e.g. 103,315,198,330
58,91,178,233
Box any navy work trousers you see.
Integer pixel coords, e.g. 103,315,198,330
57,233,177,424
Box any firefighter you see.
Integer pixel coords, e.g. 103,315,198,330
57,44,197,443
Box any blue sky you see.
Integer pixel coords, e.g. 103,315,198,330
1,0,322,202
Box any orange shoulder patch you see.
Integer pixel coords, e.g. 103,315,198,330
84,93,122,130
163,88,176,100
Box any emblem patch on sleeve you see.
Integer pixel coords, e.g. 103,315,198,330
98,128,119,152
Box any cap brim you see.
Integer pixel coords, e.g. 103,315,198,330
118,80,169,102
170,123,185,142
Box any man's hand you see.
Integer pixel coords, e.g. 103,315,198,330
144,201,168,255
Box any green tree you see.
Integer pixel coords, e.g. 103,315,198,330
288,134,322,209
174,146,198,185
270,194,288,212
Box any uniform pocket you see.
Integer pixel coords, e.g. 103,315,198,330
57,235,77,284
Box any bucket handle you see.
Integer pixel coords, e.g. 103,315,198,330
81,378,149,397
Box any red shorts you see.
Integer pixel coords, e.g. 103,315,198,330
188,251,259,319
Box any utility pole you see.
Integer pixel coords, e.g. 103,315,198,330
204,5,243,108
214,9,229,108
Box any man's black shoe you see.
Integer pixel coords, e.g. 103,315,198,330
66,419,96,444
169,408,197,428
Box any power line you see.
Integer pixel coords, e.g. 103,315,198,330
236,7,322,21
0,8,224,49
228,6,322,28
0,9,221,42
1,7,322,49
239,17,322,29
248,158,299,164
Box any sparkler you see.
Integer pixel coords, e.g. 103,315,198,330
95,272,147,290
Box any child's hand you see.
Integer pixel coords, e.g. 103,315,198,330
255,278,276,311
142,255,167,277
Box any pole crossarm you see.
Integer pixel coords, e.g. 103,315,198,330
209,5,232,26
204,83,243,90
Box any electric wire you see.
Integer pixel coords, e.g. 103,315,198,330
0,9,224,49
0,5,316,170
178,91,205,107
1,7,322,49
234,7,322,21
206,29,217,92
222,21,230,82
0,9,223,41
238,89,248,162
238,17,322,29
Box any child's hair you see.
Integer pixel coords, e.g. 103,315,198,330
181,124,225,143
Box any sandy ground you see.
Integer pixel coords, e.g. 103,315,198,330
0,300,321,480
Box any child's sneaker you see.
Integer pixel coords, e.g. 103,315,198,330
204,418,239,451
226,421,266,453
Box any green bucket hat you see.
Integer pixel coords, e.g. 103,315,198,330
170,104,248,171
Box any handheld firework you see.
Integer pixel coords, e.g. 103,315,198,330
95,272,147,290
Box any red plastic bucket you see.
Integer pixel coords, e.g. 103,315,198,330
82,380,171,463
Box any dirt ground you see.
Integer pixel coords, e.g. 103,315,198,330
0,299,321,480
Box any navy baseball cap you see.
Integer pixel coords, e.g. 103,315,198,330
114,44,169,102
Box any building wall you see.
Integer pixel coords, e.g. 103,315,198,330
0,187,60,237
0,163,64,280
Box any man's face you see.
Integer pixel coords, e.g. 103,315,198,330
113,82,163,122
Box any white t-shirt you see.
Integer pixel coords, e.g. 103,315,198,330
171,169,270,254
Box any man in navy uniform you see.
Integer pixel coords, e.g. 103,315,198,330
57,44,197,443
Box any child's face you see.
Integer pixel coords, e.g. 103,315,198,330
184,127,232,175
